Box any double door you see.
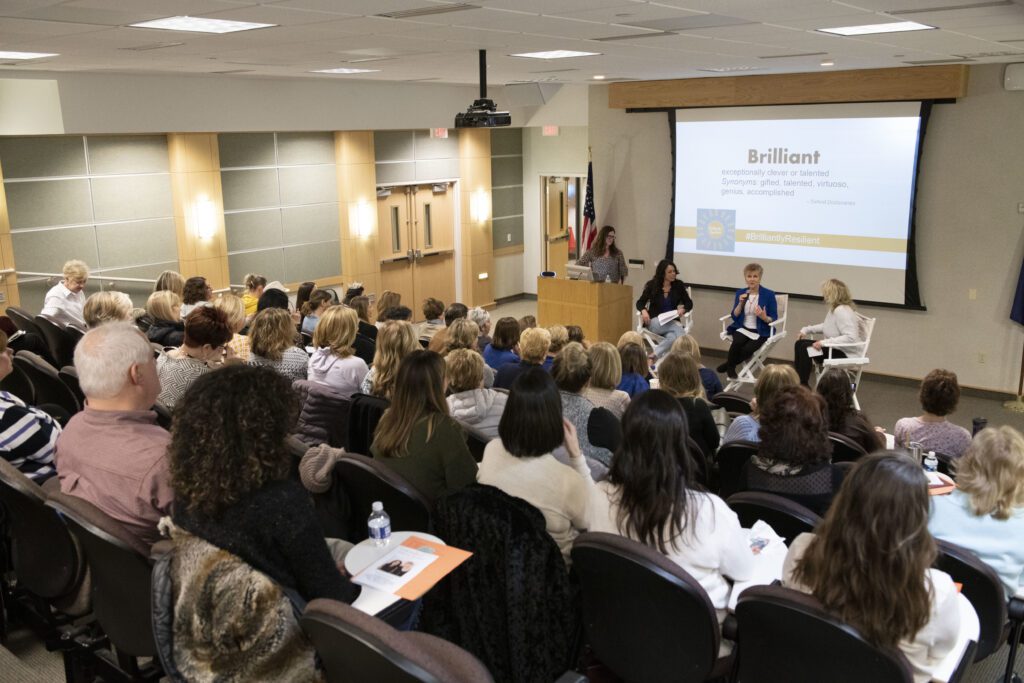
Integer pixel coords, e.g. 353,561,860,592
543,176,580,279
376,184,456,321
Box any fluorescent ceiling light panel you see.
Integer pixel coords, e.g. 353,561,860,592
511,50,600,59
130,16,276,34
0,51,58,60
818,21,935,36
311,67,380,74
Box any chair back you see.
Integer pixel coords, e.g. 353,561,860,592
466,432,489,463
334,453,431,543
710,392,752,415
302,598,493,683
0,360,35,404
715,440,759,498
300,331,313,348
769,294,789,338
571,532,723,683
858,315,876,356
828,432,868,463
13,351,81,415
726,491,821,545
735,584,913,683
34,315,78,368
152,400,173,430
934,540,1007,661
6,306,44,338
46,492,157,658
686,436,710,487
347,392,390,454
292,379,351,448
58,366,86,408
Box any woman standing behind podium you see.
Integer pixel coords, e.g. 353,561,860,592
636,259,693,358
576,225,627,284
719,263,777,380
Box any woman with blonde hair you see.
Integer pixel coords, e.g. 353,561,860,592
41,259,89,327
721,364,798,444
444,318,494,387
785,452,960,682
375,290,401,326
83,291,133,328
360,320,418,398
241,274,267,317
248,308,308,381
446,348,507,440
582,342,630,419
794,278,862,385
495,326,549,390
370,351,477,500
657,351,720,459
930,426,1024,597
670,335,722,400
308,306,368,399
545,325,569,370
145,290,185,347
215,294,251,362
154,270,185,298
348,295,377,341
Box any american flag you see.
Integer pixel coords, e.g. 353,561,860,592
581,161,596,252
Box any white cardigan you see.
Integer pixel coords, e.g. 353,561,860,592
800,305,862,356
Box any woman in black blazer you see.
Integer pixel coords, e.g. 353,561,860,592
636,259,693,358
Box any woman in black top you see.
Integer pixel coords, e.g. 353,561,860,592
636,259,694,358
656,350,720,461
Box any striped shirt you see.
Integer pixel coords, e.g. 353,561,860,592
0,390,60,481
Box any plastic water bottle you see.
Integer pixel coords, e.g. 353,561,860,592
604,273,611,283
367,501,391,548
923,451,938,473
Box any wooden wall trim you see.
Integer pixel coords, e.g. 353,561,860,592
608,65,969,110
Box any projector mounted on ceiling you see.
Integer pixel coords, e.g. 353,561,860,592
455,49,511,128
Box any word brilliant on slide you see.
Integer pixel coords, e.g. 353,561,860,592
748,148,821,165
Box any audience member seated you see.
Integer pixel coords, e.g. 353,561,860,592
477,368,593,562
795,278,863,386
374,290,401,328
41,259,89,327
447,349,507,441
157,307,234,409
300,290,332,336
342,283,364,305
370,351,477,500
722,364,798,444
56,323,172,547
360,320,418,398
428,302,468,353
348,294,377,342
308,305,368,400
154,270,185,299
657,351,720,459
469,306,492,351
416,297,446,344
170,365,360,612
741,385,840,516
552,342,614,469
518,315,536,330
180,276,212,318
145,290,185,348
544,325,569,371
616,342,650,398
930,426,1024,598
895,369,972,458
495,327,550,390
589,390,756,627
816,368,885,454
294,281,316,320
483,317,520,371
241,273,267,318
581,342,630,419
215,294,250,362
381,305,412,323
248,308,308,381
256,287,290,314
670,334,722,400
0,330,60,481
83,290,133,328
784,452,960,683
566,325,587,348
442,318,494,387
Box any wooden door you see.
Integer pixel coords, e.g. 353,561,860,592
545,178,570,278
411,184,455,313
377,187,415,313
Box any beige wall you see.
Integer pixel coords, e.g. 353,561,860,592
589,64,1024,393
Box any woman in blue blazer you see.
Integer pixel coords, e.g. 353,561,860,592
718,263,778,379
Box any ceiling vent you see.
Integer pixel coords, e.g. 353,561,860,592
377,4,479,19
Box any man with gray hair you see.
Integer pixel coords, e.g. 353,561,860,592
55,322,172,548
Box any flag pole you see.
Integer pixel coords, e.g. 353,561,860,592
1004,337,1024,413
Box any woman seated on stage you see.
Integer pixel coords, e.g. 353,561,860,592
816,368,885,454
784,452,960,683
576,225,628,284
894,369,972,457
636,259,693,358
929,426,1024,598
719,263,777,380
795,278,862,386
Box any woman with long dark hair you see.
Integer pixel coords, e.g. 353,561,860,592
589,390,755,623
784,452,960,682
636,259,693,357
576,225,628,284
816,368,884,454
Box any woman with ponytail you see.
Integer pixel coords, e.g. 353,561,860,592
300,290,332,336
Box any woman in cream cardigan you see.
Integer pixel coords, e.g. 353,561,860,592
794,278,863,385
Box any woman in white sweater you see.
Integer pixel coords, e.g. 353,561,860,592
794,278,863,385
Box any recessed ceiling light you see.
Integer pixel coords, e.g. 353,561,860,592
818,21,935,36
310,67,381,74
510,50,601,59
593,74,606,80
130,16,276,34
820,59,835,67
0,51,58,60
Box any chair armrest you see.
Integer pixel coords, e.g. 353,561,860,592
722,613,739,642
719,314,733,323
820,339,867,350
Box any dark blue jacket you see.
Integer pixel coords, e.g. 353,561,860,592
727,286,778,338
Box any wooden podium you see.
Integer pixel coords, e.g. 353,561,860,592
537,277,634,344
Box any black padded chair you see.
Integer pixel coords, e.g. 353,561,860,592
715,440,759,498
465,432,489,463
686,436,710,487
58,366,86,409
34,315,79,369
0,359,34,404
828,432,868,463
301,598,494,683
710,391,752,415
935,451,959,478
334,453,432,544
571,532,733,682
6,306,44,338
13,351,80,415
347,392,390,455
300,331,313,348
47,492,162,682
152,401,173,430
726,491,821,545
735,584,916,683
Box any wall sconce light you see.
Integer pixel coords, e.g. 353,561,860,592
350,200,373,239
470,189,490,224
193,196,216,240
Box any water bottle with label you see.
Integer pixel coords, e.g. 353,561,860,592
367,501,391,548
923,451,938,473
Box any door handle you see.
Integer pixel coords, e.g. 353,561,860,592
414,249,423,261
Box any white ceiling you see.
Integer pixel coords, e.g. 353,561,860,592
0,0,1022,84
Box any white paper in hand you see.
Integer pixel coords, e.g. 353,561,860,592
805,345,823,358
657,310,680,325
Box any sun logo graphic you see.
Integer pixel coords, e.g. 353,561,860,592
696,208,736,252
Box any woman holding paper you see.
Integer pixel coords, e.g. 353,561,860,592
794,278,862,385
720,263,777,380
636,259,693,358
